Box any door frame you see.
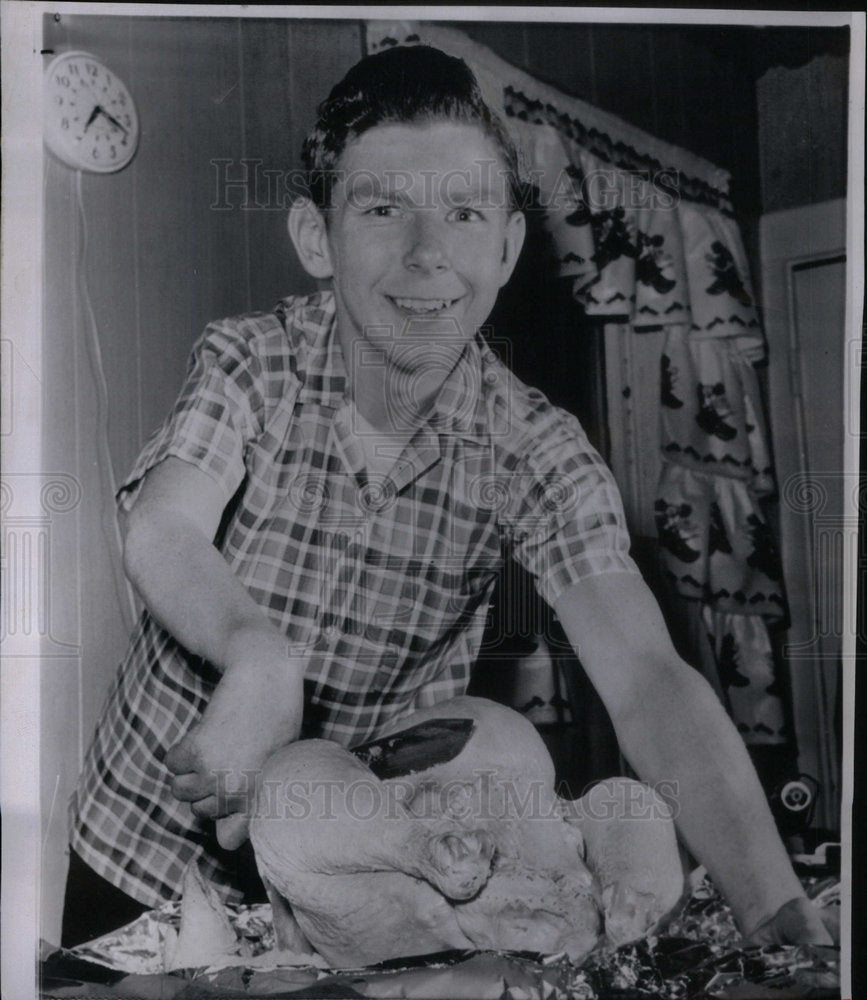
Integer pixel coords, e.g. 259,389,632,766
759,197,852,831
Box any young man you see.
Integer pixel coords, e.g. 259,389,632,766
64,45,831,950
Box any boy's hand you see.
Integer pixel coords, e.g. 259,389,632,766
165,628,304,842
747,895,836,947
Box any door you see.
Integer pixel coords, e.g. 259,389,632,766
760,198,849,831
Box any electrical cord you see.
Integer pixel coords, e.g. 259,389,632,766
74,168,139,630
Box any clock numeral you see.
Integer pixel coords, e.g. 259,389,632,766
118,93,126,107
110,145,117,160
54,95,63,105
92,147,100,160
86,62,99,77
123,114,131,128
61,118,70,130
69,62,80,76
56,75,70,87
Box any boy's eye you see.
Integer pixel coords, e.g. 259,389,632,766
448,207,484,223
366,204,401,218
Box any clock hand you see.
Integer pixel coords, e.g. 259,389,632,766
97,107,129,137
84,104,102,132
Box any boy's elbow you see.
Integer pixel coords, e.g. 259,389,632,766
121,497,181,586
121,491,218,588
121,500,155,587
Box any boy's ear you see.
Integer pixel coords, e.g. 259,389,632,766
288,198,333,279
497,211,527,288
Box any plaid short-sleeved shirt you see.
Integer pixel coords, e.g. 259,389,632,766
69,291,638,906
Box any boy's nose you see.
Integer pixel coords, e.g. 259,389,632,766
403,217,450,273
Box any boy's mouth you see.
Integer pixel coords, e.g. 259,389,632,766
386,296,462,315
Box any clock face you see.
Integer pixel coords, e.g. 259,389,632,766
44,51,139,173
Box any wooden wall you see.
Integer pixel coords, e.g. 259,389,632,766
40,12,362,943
757,53,850,213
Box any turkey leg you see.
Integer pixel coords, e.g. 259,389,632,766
560,778,685,945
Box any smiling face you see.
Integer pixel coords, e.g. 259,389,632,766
290,122,525,415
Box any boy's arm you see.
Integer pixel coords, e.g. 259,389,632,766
121,456,305,843
553,571,832,945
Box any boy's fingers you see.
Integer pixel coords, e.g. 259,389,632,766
189,790,250,820
190,795,221,819
216,814,250,850
171,772,213,802
747,897,834,947
819,906,840,945
165,740,199,775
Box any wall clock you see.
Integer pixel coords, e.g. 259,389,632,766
44,50,139,173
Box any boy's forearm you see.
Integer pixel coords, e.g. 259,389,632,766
610,659,804,935
126,505,305,823
122,506,289,673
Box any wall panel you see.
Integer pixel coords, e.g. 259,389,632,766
39,12,362,943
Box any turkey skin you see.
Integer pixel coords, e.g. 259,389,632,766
249,696,683,967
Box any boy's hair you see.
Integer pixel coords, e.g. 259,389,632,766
302,45,521,213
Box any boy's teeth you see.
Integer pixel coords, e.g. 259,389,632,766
393,297,452,312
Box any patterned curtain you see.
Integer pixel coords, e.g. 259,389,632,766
365,22,789,746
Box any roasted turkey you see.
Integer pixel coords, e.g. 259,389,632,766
250,696,684,967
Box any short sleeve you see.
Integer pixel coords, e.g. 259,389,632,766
117,320,267,513
502,406,640,608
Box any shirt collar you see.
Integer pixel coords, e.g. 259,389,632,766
422,334,496,446
280,290,349,409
